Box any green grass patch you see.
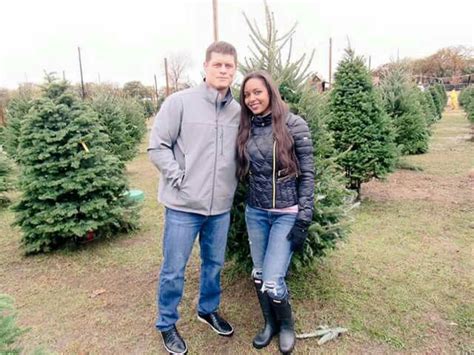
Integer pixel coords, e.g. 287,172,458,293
0,110,472,353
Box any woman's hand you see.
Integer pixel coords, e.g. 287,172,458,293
287,220,310,252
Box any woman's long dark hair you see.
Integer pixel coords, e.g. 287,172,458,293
236,71,298,180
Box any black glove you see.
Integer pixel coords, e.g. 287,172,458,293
287,220,310,252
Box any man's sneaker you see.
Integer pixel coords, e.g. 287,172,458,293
160,325,187,354
197,311,234,336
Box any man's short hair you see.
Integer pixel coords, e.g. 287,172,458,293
205,41,237,64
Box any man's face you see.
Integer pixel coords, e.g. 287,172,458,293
204,52,237,92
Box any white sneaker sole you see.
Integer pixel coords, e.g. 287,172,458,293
197,315,234,336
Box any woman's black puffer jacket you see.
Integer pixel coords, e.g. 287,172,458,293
246,112,315,223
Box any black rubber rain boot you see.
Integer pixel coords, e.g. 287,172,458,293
252,278,278,349
270,296,295,354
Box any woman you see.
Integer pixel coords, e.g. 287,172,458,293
237,71,315,354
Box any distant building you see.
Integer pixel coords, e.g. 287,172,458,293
309,73,327,93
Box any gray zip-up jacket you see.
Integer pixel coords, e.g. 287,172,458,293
148,82,240,216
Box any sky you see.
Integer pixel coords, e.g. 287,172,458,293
1,0,472,89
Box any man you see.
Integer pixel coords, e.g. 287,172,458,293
148,41,239,355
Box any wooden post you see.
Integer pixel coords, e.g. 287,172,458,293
78,47,86,99
213,0,218,41
164,58,170,97
329,37,332,89
154,74,159,109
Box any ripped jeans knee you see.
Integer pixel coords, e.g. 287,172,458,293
262,280,288,300
253,268,288,300
252,268,263,280
252,268,269,295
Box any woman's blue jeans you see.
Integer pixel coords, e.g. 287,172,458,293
156,208,230,331
245,205,296,300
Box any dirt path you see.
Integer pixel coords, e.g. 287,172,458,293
362,109,473,206
362,169,473,204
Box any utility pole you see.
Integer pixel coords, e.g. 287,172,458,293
154,74,159,109
164,58,170,97
213,0,218,41
78,47,85,99
62,70,66,81
368,56,371,71
328,37,332,89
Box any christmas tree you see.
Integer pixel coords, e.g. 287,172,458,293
88,93,146,162
239,0,314,101
3,94,33,161
0,150,13,207
467,99,474,122
0,294,26,354
459,85,474,108
13,76,137,253
379,64,430,155
459,86,474,122
227,2,352,272
328,48,398,194
429,83,446,120
435,83,447,107
419,89,438,127
292,88,354,268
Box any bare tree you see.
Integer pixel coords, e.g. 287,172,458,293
410,46,474,78
167,53,192,91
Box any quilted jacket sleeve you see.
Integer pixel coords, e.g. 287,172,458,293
289,114,315,223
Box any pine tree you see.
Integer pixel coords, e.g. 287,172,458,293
328,48,398,194
459,86,474,122
435,83,447,107
0,294,26,354
3,95,33,161
379,64,430,155
239,0,314,98
119,96,148,157
459,85,474,108
13,77,137,253
0,150,13,207
88,94,146,162
421,89,438,126
429,83,446,120
467,98,474,123
292,88,354,268
227,2,352,272
0,126,4,148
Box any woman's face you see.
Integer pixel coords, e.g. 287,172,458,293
243,78,271,116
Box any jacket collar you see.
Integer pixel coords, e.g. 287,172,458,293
252,112,272,127
199,82,234,106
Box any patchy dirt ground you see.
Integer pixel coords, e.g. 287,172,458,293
1,110,472,354
362,169,473,205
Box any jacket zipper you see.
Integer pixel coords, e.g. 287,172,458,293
209,96,219,214
272,140,276,208
220,127,224,155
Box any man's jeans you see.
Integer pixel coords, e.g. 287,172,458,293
156,208,230,331
245,205,296,300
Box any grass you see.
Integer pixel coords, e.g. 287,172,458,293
0,109,473,354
